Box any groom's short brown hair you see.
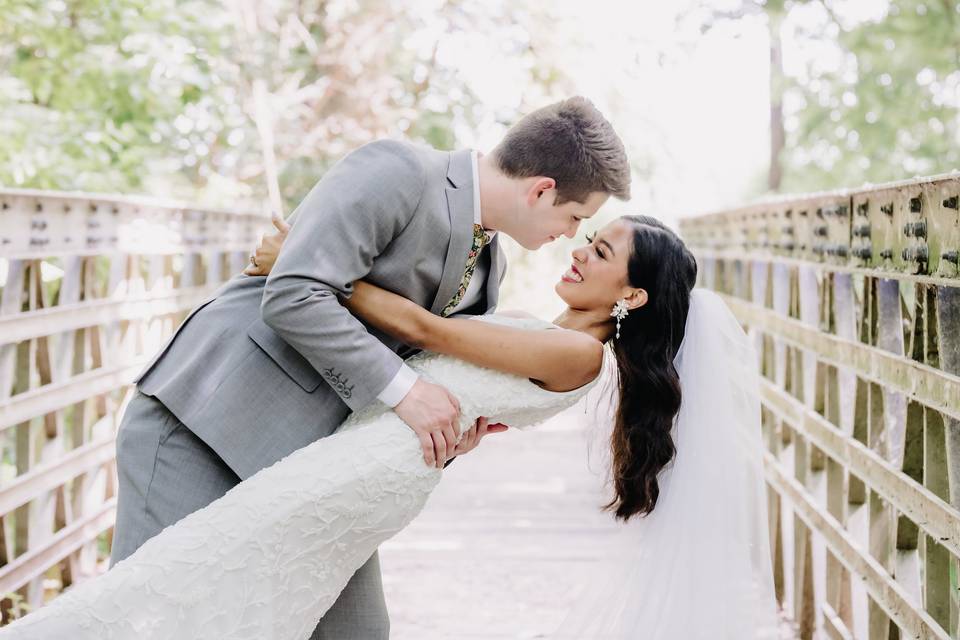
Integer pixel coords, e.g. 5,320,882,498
491,96,631,204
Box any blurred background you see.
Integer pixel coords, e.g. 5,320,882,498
2,4,958,636
2,0,958,312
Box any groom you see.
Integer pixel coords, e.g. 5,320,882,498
110,96,630,639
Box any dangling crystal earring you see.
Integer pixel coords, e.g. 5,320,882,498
610,299,629,339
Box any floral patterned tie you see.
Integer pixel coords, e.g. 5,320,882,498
441,224,491,317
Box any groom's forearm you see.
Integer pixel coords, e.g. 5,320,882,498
261,286,407,410
260,140,425,411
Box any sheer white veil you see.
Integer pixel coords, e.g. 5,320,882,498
556,288,781,638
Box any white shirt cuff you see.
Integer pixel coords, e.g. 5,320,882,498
376,364,419,408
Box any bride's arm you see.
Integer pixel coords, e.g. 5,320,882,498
344,281,602,393
244,220,602,392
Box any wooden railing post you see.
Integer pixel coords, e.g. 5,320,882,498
680,173,960,640
0,189,266,623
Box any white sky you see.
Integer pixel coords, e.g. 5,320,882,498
443,0,773,228
431,0,893,312
438,0,893,227
413,0,774,311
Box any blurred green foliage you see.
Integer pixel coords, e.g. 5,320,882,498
0,0,537,210
783,0,960,190
1,0,955,209
686,0,959,194
0,0,226,193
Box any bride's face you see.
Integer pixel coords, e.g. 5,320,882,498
555,218,638,313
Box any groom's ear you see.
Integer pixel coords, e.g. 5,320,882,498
526,177,557,205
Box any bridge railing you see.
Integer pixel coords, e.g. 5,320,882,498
679,173,960,640
0,188,265,621
3,176,958,634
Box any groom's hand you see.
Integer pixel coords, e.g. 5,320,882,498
394,379,461,469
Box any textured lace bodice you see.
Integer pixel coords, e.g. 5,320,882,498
343,315,591,434
2,315,596,640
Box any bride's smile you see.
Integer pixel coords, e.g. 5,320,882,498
560,264,582,283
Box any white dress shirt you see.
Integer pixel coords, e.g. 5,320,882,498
376,150,494,407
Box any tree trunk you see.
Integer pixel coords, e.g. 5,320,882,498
768,9,785,192
252,78,283,214
238,0,283,214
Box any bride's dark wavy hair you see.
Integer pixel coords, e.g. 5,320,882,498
606,215,698,521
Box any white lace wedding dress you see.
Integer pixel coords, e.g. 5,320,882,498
2,316,595,640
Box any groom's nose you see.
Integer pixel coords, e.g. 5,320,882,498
564,220,579,238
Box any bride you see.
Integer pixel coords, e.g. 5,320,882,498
1,215,779,639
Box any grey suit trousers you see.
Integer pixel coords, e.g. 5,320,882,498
110,390,389,639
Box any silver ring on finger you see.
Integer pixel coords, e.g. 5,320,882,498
249,254,258,267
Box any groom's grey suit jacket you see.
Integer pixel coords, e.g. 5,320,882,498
135,141,506,480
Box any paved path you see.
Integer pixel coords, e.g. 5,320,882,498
380,401,630,639
380,400,799,639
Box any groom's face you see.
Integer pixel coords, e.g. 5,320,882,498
514,187,609,250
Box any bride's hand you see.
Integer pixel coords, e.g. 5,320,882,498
244,211,290,276
451,416,508,457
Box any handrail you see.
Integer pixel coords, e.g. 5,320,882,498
0,188,267,620
680,172,960,639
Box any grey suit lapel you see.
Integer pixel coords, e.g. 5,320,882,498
430,149,476,315
484,236,502,311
